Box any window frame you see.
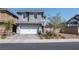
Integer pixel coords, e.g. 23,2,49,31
34,13,37,19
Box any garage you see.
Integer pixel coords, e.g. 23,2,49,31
17,24,39,34
20,28,38,34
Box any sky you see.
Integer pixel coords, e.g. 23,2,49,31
8,8,79,21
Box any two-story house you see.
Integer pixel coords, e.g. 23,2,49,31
16,10,45,34
0,8,18,33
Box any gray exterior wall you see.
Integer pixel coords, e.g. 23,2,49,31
18,12,43,22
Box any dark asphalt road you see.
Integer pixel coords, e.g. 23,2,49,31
0,42,79,50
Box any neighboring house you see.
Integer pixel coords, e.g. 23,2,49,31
67,15,79,27
0,8,18,34
16,10,45,34
61,15,79,34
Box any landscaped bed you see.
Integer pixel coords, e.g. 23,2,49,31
39,32,65,39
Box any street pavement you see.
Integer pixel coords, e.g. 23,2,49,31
0,42,79,50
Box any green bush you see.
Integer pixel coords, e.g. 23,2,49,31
1,34,7,39
12,32,16,35
40,31,65,39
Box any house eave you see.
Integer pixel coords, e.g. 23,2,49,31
17,10,44,13
16,20,43,25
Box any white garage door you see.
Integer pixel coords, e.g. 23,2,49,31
20,29,38,34
20,25,38,34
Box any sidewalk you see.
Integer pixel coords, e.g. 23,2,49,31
0,39,79,43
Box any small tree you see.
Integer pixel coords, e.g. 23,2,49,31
48,15,66,34
3,20,14,35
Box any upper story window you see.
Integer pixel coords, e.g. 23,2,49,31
18,13,22,16
71,21,78,24
23,13,26,19
34,13,37,19
18,13,22,19
22,13,29,19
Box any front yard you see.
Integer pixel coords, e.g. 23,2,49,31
39,32,79,39
39,32,65,39
60,33,79,39
0,33,79,39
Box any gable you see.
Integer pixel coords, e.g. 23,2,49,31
0,8,18,19
69,18,77,23
67,15,79,24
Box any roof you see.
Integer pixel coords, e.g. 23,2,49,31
67,15,79,23
0,8,18,19
17,10,44,13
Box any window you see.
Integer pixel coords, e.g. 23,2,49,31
23,13,26,19
71,21,78,24
23,13,29,19
18,13,22,19
34,13,37,19
73,21,78,24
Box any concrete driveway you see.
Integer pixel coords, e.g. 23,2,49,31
7,34,40,40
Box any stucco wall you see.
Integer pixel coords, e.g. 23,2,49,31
61,27,78,34
77,27,79,34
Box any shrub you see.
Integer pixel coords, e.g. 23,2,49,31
38,31,41,35
1,34,7,39
12,32,16,35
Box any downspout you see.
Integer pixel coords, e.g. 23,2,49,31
0,11,1,20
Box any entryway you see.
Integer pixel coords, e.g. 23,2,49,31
12,24,17,33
